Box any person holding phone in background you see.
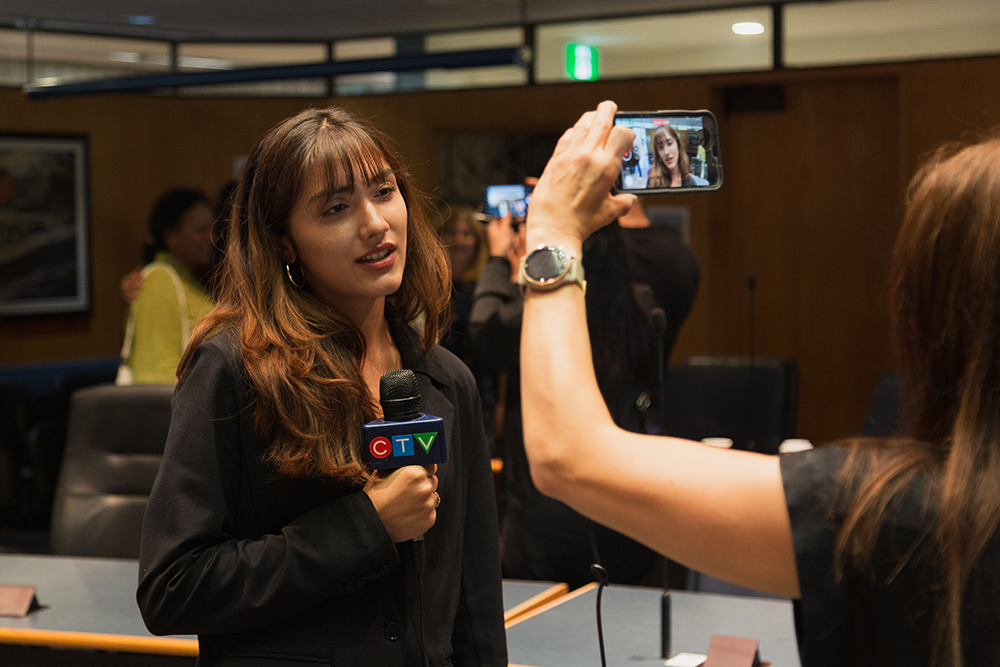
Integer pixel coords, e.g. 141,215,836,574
646,123,708,188
470,178,698,586
137,106,506,666
520,100,1000,666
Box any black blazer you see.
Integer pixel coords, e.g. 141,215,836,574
137,325,507,666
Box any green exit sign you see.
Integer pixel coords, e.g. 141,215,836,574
566,43,598,81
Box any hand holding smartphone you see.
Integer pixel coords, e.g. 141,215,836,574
613,110,722,194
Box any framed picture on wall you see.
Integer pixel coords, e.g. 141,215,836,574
0,134,90,316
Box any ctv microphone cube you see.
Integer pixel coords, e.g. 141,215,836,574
362,369,447,470
362,414,447,470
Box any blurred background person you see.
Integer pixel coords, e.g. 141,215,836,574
118,188,215,385
437,204,488,361
437,204,498,447
470,194,698,586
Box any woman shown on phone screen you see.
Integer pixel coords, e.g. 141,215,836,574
646,123,708,188
137,107,507,666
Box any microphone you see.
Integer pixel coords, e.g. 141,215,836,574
363,369,442,665
362,369,447,470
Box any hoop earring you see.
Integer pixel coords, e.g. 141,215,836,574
285,262,305,288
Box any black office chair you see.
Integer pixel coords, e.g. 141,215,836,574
49,383,174,558
663,355,798,597
663,355,799,455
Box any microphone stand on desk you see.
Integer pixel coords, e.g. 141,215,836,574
650,306,671,660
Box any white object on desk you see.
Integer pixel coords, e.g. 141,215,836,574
779,438,813,453
700,438,733,449
665,652,707,666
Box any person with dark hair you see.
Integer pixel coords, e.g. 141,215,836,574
646,123,708,188
520,100,1000,667
438,205,488,361
118,187,214,385
137,107,506,666
469,194,698,586
437,205,498,446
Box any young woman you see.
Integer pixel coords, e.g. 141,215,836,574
520,101,1000,666
645,123,707,188
137,107,507,666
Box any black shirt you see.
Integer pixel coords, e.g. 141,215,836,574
781,445,1000,667
137,325,507,666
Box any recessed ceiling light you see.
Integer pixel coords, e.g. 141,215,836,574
732,22,765,35
126,15,157,26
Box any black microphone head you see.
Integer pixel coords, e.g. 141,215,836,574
379,369,421,421
649,306,667,332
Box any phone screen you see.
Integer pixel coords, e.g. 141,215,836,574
613,110,722,193
484,184,532,218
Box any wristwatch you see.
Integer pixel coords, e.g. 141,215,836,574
517,245,586,296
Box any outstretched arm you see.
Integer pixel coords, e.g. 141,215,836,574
520,101,799,597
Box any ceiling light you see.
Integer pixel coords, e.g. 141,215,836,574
732,22,765,35
126,15,157,26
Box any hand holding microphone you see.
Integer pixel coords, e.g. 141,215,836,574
364,464,438,542
362,369,448,543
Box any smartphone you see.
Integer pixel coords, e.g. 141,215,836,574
613,110,722,194
483,184,533,219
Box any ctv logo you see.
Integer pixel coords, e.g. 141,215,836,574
368,432,438,460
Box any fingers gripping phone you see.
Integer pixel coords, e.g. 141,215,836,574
483,184,533,219
613,110,722,194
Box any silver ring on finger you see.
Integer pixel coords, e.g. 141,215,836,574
434,492,441,508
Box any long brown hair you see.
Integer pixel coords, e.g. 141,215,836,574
834,137,1000,666
179,106,451,482
649,124,691,187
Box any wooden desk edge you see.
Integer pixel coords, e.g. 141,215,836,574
503,582,570,627
0,627,199,657
503,581,598,629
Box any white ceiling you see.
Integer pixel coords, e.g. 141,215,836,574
1,0,821,43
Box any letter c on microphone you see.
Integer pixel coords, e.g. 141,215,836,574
369,436,392,460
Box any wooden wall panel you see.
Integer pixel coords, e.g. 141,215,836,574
0,92,321,364
2,56,1000,442
715,76,900,442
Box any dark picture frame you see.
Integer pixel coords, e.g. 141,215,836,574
0,134,90,316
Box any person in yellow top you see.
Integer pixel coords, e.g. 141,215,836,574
122,188,216,384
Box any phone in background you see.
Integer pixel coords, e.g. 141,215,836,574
483,184,533,219
613,110,722,194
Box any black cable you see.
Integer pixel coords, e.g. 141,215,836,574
587,520,610,667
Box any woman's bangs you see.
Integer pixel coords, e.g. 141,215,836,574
310,127,393,194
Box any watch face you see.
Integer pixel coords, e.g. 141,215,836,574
525,247,568,282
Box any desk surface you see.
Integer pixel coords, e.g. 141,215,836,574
506,583,801,667
1,555,800,666
0,554,568,655
0,554,198,656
